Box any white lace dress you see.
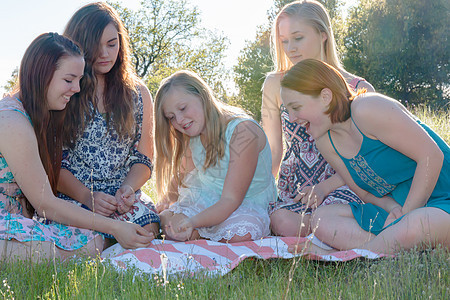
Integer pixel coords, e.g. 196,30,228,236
169,117,276,241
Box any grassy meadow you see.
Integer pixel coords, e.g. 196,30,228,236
1,106,449,299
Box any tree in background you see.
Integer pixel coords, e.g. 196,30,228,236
2,68,18,95
3,0,447,108
109,0,229,97
343,0,449,107
232,26,272,121
233,0,344,121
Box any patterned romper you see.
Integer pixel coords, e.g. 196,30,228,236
0,98,101,250
52,89,160,238
270,78,366,214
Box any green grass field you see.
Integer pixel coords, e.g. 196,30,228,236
1,247,449,299
1,106,449,299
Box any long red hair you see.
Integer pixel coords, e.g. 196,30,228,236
281,59,365,123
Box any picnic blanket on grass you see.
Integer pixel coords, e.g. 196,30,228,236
100,236,390,277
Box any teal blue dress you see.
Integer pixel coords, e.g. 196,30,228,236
169,117,276,241
328,117,450,235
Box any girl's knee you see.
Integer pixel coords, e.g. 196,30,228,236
393,208,450,249
309,206,330,229
311,204,351,224
270,209,293,235
270,209,310,237
309,205,354,241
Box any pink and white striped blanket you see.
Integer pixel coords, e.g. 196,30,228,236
101,237,389,277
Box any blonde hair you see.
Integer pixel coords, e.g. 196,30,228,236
271,0,341,72
154,70,246,198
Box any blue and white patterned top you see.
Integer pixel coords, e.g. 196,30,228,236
60,89,152,198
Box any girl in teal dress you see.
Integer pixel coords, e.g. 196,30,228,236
263,0,374,238
280,59,449,254
154,70,276,242
0,33,153,262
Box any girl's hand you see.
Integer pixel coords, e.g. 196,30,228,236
86,191,117,216
112,221,154,249
165,219,194,241
383,205,403,228
295,185,325,208
115,185,135,214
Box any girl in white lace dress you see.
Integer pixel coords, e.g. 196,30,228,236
154,71,276,242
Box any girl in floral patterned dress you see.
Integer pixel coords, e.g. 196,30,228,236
0,33,153,262
262,0,375,237
55,2,159,239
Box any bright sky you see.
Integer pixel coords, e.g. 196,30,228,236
0,0,274,95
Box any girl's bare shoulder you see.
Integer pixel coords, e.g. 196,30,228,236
352,93,402,115
137,81,152,103
263,72,283,90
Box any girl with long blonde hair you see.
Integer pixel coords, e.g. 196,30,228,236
263,0,375,237
155,70,276,242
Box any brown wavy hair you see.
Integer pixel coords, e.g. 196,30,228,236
18,32,83,215
62,2,138,147
281,59,365,123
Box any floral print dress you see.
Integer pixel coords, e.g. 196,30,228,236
54,89,159,238
0,98,101,250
